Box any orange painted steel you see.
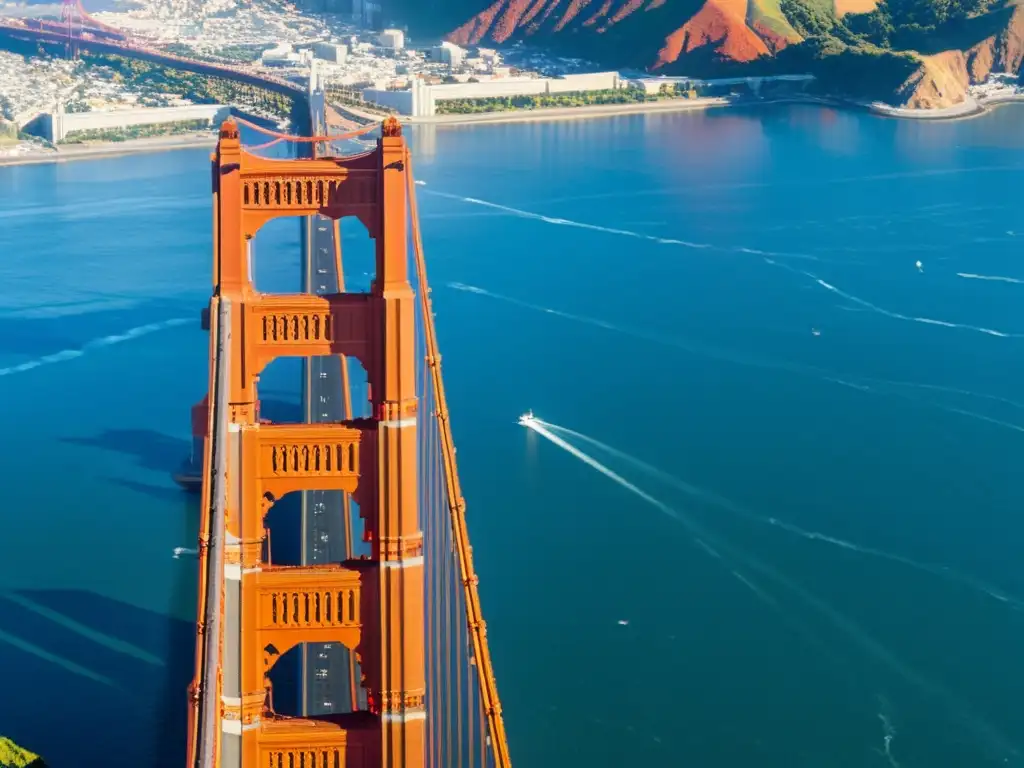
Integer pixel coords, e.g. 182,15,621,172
242,561,369,718
236,292,373,401
187,116,426,768
187,115,512,768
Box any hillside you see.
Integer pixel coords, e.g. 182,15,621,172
432,0,1024,107
0,737,46,768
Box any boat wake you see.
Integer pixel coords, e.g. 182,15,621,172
957,272,1024,286
0,318,190,379
425,189,822,261
533,416,1023,610
520,415,1021,762
455,283,1024,436
764,258,1021,339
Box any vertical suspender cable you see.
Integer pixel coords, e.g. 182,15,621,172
405,148,513,768
457,562,464,768
469,649,477,768
434,399,446,768
443,429,453,764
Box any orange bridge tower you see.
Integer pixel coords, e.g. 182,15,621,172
184,116,509,768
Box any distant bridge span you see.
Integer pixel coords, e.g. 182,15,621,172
0,20,304,101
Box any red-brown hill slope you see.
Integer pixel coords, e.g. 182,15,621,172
447,0,802,70
444,0,1024,106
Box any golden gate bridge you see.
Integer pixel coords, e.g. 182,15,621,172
0,6,514,760
184,111,512,767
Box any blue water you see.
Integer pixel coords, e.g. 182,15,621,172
1,103,1023,767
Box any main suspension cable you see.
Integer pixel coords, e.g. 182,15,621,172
233,114,379,145
405,147,513,768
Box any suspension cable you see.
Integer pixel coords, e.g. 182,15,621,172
405,147,513,768
245,136,286,152
233,114,379,145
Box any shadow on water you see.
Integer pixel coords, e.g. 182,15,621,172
62,429,189,474
0,300,194,357
156,529,199,768
0,316,83,356
109,476,190,505
0,488,199,766
0,590,194,767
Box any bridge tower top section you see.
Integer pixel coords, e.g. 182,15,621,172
212,116,412,426
213,117,408,300
202,116,425,768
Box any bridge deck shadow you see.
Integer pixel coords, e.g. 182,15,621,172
0,300,192,357
259,397,302,424
0,589,193,767
108,476,189,504
62,428,189,474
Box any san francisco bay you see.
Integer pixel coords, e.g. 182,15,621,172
1,102,1022,767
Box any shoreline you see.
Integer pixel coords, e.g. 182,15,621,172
2,92,1020,168
403,96,732,126
0,132,218,167
402,90,1023,128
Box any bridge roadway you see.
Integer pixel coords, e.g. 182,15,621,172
297,83,364,718
191,84,377,766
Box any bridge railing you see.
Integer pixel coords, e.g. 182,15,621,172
188,295,230,768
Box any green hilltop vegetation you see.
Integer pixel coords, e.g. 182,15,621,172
770,0,922,100
0,737,46,768
751,0,805,47
756,0,1016,99
410,0,1021,104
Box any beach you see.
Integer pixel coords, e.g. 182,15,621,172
399,91,1023,129
0,131,218,166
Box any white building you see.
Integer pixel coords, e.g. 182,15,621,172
313,41,347,64
629,76,694,95
261,42,299,67
477,48,501,66
378,28,404,50
362,71,623,117
429,42,464,69
45,103,231,143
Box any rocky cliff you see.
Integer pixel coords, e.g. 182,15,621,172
435,0,1024,107
447,0,803,66
896,2,1024,106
